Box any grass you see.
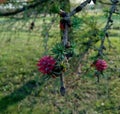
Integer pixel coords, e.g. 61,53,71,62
0,11,120,114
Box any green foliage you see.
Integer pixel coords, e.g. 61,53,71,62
51,42,75,61
72,16,83,29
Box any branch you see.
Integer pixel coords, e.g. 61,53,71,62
97,0,119,57
98,0,120,5
0,0,48,16
70,0,92,16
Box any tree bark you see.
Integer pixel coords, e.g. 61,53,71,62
59,0,71,96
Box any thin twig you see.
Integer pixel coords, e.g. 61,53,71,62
98,0,118,57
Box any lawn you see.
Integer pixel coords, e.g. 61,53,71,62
0,11,120,114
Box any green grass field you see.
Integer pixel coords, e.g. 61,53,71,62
0,11,120,114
